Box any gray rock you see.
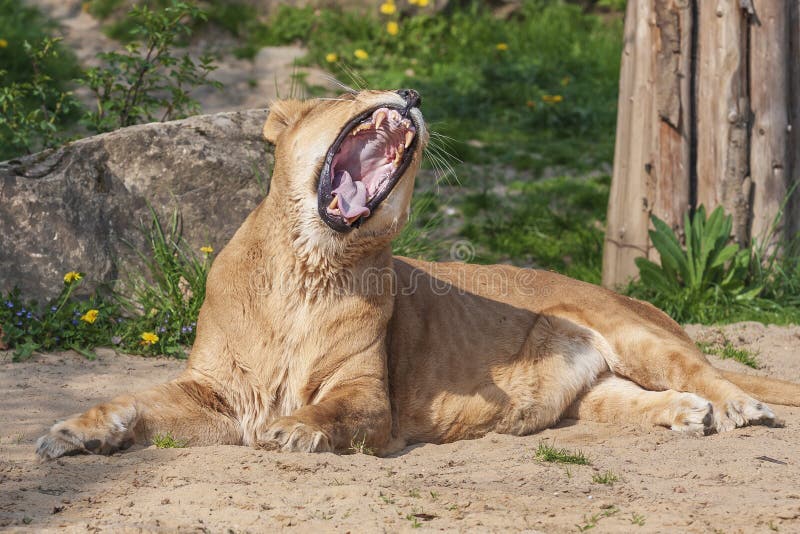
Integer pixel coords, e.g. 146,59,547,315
0,109,272,302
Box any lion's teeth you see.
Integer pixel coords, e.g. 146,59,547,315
352,122,371,136
328,196,339,210
389,110,401,122
401,119,412,129
404,131,415,148
374,111,386,129
393,145,405,166
346,215,361,225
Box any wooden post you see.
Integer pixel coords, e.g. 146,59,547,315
602,0,798,289
602,0,693,288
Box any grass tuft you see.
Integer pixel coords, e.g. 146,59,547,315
535,441,590,465
152,433,187,449
592,470,619,485
696,339,759,369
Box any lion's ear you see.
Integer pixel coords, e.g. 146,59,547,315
263,99,314,144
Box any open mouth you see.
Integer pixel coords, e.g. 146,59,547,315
318,106,418,232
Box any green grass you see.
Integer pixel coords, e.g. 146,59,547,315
152,433,187,448
237,1,622,172
592,470,619,485
535,442,590,465
460,174,609,282
696,340,759,369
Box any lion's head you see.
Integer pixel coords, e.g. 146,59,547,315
262,89,427,262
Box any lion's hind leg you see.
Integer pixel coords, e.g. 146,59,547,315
36,378,241,460
566,373,716,434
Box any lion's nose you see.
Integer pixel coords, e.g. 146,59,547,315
396,89,422,109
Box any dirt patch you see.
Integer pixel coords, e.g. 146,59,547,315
1,324,799,533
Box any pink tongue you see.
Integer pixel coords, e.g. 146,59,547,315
333,170,371,219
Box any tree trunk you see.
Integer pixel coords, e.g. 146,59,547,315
603,0,799,289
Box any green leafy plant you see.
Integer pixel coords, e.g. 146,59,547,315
0,38,79,157
0,275,118,362
630,206,761,323
0,209,211,360
115,207,212,358
80,0,221,133
592,470,619,485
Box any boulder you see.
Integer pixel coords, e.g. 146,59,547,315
0,109,272,302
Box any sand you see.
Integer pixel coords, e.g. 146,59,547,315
1,322,798,533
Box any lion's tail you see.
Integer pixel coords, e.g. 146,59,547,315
720,370,800,406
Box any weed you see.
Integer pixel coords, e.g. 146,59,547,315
379,491,395,505
347,432,376,455
696,339,759,369
408,488,421,498
405,513,422,528
535,442,590,465
575,505,618,532
429,490,439,501
152,433,187,448
628,206,762,323
630,512,646,526
592,470,618,485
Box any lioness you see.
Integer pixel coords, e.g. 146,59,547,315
37,89,800,459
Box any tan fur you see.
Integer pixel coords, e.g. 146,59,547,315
36,90,800,460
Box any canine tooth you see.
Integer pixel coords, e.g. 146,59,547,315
328,196,339,210
401,119,412,129
393,145,405,166
389,110,401,122
404,130,415,148
374,111,386,129
352,122,371,136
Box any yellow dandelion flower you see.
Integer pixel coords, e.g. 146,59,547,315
200,245,214,254
325,52,338,63
418,0,429,6
387,21,399,36
379,2,396,15
64,271,82,284
354,49,369,60
561,76,571,86
80,309,99,324
0,39,8,49
542,94,564,104
140,332,159,345
496,43,509,51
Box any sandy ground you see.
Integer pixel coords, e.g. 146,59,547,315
0,322,798,533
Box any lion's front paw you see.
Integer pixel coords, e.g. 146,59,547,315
35,407,136,461
669,392,714,435
712,396,781,433
258,417,332,453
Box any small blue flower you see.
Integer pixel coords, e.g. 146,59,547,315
187,326,193,333
50,306,58,312
181,326,187,334
5,301,13,308
55,336,61,342
16,321,22,327
16,311,23,317
74,310,81,316
20,308,26,313
159,326,166,333
71,319,78,325
26,312,32,319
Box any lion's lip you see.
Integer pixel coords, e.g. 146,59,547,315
317,105,419,233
